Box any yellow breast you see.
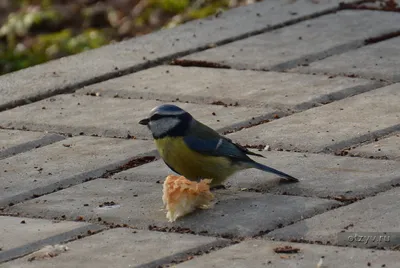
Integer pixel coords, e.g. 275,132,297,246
154,137,237,185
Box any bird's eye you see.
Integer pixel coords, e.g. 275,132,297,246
150,114,162,121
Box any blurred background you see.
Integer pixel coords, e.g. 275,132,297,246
0,0,260,75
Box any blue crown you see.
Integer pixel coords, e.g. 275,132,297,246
151,104,186,115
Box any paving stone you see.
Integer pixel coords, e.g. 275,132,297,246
182,10,400,71
227,84,400,153
78,66,377,110
0,0,349,111
0,136,154,208
0,94,271,139
349,133,400,160
0,216,102,263
293,36,400,82
174,239,400,268
2,228,227,268
267,187,400,247
8,179,340,238
0,129,64,160
112,150,400,199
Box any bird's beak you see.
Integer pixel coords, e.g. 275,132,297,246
139,118,150,125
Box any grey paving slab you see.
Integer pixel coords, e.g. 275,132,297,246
349,133,400,160
0,129,64,160
293,36,400,82
174,239,400,268
8,179,340,238
2,228,227,268
0,216,103,263
0,0,349,111
112,150,400,199
0,94,271,139
228,84,400,153
0,136,154,207
182,10,400,71
267,187,400,247
78,66,378,110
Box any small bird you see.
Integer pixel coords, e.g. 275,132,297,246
139,104,299,187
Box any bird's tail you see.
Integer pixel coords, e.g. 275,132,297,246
250,161,299,183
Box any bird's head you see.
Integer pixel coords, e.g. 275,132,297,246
139,104,193,139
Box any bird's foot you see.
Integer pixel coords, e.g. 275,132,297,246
279,177,299,184
210,184,227,190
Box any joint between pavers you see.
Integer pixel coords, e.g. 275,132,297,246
218,81,385,137
0,133,66,160
267,236,336,248
274,26,400,72
345,131,400,160
170,59,231,69
364,29,400,45
288,29,400,81
293,81,386,111
289,67,394,83
147,199,342,241
136,238,232,268
324,123,400,155
250,204,344,239
146,224,245,241
101,155,158,178
221,112,290,136
0,223,104,264
235,184,389,205
267,235,400,251
0,123,155,141
1,151,159,209
271,40,366,72
246,124,400,157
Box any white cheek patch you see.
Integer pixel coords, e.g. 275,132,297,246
150,118,181,137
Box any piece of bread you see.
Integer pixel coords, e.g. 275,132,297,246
162,175,214,222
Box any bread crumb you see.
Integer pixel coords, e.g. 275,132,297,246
27,244,69,262
162,175,214,222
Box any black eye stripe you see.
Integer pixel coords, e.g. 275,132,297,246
150,114,163,121
150,114,180,121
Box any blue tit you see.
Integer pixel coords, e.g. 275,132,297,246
139,104,299,187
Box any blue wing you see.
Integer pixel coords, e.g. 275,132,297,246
183,121,299,182
183,120,264,161
183,135,250,160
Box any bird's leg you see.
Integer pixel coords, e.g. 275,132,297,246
210,184,226,190
278,177,299,184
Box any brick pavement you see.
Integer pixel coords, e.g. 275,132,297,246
1,0,399,267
